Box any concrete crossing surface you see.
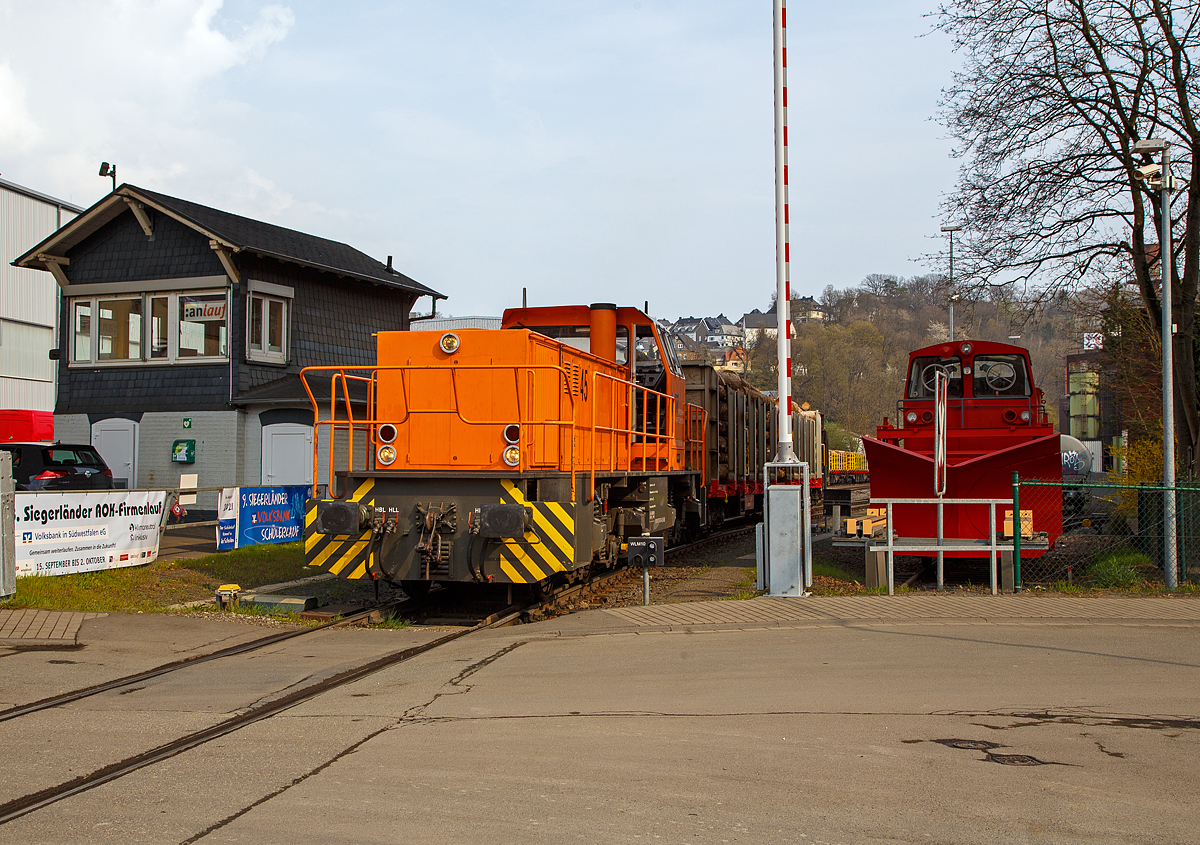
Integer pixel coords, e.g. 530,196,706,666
602,593,1200,629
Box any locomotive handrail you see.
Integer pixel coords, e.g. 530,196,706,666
891,395,1048,428
589,370,677,498
301,363,583,499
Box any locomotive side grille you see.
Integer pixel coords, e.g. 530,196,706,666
562,362,583,397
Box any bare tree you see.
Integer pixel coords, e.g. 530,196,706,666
936,0,1200,471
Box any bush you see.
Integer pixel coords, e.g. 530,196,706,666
1087,550,1151,588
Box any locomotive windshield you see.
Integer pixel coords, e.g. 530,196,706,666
907,356,963,399
973,354,1030,396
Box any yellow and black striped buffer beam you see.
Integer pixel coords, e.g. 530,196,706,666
304,478,376,581
495,479,576,584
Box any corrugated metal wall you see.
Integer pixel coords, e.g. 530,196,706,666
0,183,79,412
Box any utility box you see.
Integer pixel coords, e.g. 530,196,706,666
627,535,662,566
172,440,196,463
0,451,15,600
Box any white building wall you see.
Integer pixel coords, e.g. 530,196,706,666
0,179,82,413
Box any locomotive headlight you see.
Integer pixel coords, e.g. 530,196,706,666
906,411,918,423
502,445,521,467
1020,410,1031,422
961,343,973,354
378,423,397,444
377,444,397,466
503,423,521,444
439,332,460,354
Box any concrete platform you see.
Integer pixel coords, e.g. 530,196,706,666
0,609,105,649
598,593,1200,631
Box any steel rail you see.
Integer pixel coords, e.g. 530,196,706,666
0,599,524,827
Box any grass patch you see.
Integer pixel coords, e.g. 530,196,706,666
370,611,411,629
813,561,859,583
719,568,761,600
1086,549,1152,589
0,542,309,614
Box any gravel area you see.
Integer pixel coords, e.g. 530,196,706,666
174,530,886,624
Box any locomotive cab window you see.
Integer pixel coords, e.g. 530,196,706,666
972,354,1030,396
633,332,667,392
529,325,629,364
907,356,963,399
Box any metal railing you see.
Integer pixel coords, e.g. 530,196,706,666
870,496,1018,596
302,363,582,500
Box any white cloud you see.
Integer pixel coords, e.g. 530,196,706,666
0,62,42,152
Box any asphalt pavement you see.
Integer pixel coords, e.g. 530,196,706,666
0,595,1197,844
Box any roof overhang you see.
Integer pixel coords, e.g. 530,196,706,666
12,185,446,299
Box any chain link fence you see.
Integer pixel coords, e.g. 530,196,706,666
1017,478,1200,588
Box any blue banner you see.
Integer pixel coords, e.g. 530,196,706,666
215,486,308,550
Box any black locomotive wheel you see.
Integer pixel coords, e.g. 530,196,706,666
400,580,432,599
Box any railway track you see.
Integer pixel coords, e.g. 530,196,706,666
0,524,758,826
0,525,758,820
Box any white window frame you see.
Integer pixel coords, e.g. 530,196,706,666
247,292,289,365
68,289,230,366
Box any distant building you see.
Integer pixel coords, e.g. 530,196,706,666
416,316,502,331
0,177,84,411
740,307,797,341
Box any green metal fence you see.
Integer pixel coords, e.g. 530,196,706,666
1016,477,1200,589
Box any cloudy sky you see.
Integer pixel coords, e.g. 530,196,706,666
0,0,961,321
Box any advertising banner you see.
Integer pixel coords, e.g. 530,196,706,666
15,491,168,576
215,486,307,551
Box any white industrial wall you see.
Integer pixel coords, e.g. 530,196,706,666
0,181,80,412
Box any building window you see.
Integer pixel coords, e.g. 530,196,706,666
69,290,228,365
178,294,228,358
247,293,288,363
97,298,142,361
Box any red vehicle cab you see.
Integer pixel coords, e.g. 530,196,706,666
864,340,1062,552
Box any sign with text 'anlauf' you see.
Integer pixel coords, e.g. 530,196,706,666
15,491,168,576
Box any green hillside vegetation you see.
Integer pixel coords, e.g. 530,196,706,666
744,275,1074,440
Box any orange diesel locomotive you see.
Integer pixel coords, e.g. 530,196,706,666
302,303,814,594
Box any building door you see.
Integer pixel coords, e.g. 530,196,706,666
261,423,313,486
91,418,138,489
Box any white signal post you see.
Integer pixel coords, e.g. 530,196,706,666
773,0,797,463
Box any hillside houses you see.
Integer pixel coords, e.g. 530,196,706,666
665,297,826,371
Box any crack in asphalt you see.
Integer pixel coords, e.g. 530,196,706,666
178,722,393,845
181,640,530,843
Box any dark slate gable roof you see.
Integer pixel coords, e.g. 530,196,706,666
132,187,439,296
13,184,443,300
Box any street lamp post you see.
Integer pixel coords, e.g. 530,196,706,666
1133,138,1178,590
941,225,962,341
